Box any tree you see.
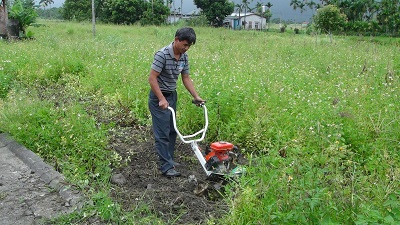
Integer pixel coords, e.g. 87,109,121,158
265,2,273,30
255,1,272,30
39,0,54,7
241,0,252,29
290,0,301,28
265,2,273,10
290,1,300,13
63,0,169,25
100,0,168,25
290,0,310,30
63,0,92,21
39,0,53,18
305,0,400,35
63,0,105,22
307,0,380,22
101,0,146,24
235,3,244,29
337,0,367,22
313,4,347,41
140,0,169,26
194,0,234,27
377,0,400,35
8,0,37,36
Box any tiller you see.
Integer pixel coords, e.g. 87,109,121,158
168,101,245,178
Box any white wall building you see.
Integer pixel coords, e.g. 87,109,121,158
224,12,267,30
167,9,200,24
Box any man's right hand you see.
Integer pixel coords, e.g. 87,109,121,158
159,98,169,109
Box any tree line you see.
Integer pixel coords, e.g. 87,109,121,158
1,0,399,38
290,0,399,35
61,0,169,25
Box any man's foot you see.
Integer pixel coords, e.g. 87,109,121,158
163,168,181,177
172,161,181,167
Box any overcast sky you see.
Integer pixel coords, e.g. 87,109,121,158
40,0,315,22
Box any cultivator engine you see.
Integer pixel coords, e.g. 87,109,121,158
204,141,243,177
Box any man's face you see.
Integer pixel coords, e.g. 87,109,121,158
174,37,192,54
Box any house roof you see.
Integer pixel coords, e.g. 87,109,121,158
226,12,262,19
169,8,201,16
230,12,256,17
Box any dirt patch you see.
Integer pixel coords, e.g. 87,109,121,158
36,86,234,224
107,125,230,224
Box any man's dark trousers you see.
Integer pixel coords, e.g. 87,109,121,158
148,90,178,173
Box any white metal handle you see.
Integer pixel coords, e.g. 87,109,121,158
167,104,208,144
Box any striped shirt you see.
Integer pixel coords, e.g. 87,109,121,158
151,42,189,92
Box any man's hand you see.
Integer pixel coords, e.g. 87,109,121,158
159,98,169,109
192,97,205,106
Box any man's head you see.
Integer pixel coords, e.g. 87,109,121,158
175,27,196,45
174,27,196,54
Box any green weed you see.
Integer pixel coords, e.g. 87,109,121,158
1,21,399,224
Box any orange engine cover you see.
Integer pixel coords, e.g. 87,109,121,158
205,142,234,162
210,141,234,152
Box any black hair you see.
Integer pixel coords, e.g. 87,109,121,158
175,27,196,45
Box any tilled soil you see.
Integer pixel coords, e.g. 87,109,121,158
107,125,231,225
39,86,233,224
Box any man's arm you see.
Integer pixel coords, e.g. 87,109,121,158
148,69,169,109
181,74,204,103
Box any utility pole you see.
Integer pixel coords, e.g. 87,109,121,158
173,0,176,23
92,0,95,37
261,5,265,31
0,0,9,38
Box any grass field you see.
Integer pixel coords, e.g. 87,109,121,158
1,21,399,224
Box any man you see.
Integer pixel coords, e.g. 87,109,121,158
148,27,204,177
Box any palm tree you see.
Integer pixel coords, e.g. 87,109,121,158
290,0,309,30
235,3,244,29
265,2,273,30
266,2,273,9
255,1,263,30
242,0,252,29
255,1,262,12
290,0,300,28
254,1,272,30
39,0,54,7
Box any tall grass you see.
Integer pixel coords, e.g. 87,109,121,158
1,21,399,224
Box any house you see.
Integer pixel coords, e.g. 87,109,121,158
224,12,267,30
167,9,201,24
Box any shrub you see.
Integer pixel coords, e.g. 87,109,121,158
280,24,287,33
313,5,347,34
8,0,38,36
344,21,382,36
